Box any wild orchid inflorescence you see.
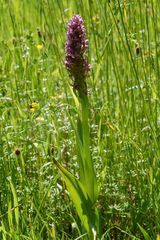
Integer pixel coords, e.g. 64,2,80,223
57,14,101,238
65,14,90,95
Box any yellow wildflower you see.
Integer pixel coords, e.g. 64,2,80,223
157,234,160,240
29,102,40,113
36,44,44,50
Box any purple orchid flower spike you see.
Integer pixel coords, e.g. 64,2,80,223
65,15,90,95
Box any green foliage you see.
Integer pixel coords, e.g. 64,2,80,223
54,160,99,239
0,0,160,239
54,88,100,238
138,224,152,240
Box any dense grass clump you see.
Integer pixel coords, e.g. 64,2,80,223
0,1,160,239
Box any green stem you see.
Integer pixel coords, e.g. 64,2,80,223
79,92,98,204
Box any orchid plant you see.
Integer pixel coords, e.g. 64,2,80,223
54,15,101,239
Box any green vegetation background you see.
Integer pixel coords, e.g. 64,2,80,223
0,0,160,239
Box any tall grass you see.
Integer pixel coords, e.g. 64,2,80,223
0,0,160,239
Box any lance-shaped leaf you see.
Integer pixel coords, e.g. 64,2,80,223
53,160,99,237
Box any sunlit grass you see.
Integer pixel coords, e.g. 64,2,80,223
0,0,160,239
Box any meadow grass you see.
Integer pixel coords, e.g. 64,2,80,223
0,0,160,239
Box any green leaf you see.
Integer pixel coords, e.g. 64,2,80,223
8,179,19,230
54,160,98,237
67,89,98,204
69,85,80,111
67,112,85,185
80,95,98,203
138,224,152,240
